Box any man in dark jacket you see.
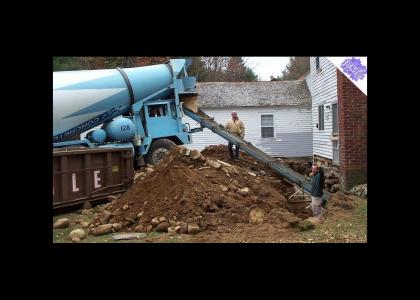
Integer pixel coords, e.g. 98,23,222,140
310,164,325,217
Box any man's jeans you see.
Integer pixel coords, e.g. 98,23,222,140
228,142,239,159
311,196,325,217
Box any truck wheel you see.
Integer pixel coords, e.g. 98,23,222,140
145,139,176,165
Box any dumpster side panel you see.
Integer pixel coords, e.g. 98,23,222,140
53,147,134,208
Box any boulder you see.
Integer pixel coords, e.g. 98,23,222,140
81,209,93,215
238,187,250,196
83,201,92,209
190,149,202,160
106,195,118,202
179,222,188,234
155,222,169,232
112,223,123,232
187,224,200,234
280,212,301,227
80,221,90,229
248,207,265,225
158,216,167,223
325,178,339,185
69,229,86,240
134,224,144,232
207,159,222,169
297,220,315,231
167,226,178,234
99,210,112,225
151,217,160,226
91,224,113,236
53,218,70,229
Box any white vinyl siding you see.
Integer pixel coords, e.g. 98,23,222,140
183,106,312,157
310,57,338,159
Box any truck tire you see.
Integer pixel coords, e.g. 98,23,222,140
145,139,176,165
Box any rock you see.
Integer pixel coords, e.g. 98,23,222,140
228,184,238,192
112,223,123,232
158,216,167,223
122,204,129,210
134,173,142,181
169,220,176,227
219,185,228,192
81,209,93,215
134,224,144,232
306,217,322,226
207,159,222,169
325,178,339,185
71,237,81,243
248,207,265,225
280,212,301,227
190,149,202,160
69,229,86,240
80,221,90,228
112,233,146,241
155,222,169,232
136,211,144,219
145,167,154,174
83,201,92,209
258,190,270,197
349,184,367,198
89,224,95,229
179,222,188,234
167,226,178,234
124,217,136,224
331,183,341,193
187,224,200,234
151,217,160,226
176,221,182,227
238,187,250,196
297,220,315,231
199,155,206,162
53,218,70,229
250,195,259,202
145,225,153,232
91,224,113,236
106,195,118,202
99,210,112,225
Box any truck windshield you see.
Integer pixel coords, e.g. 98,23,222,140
148,105,167,117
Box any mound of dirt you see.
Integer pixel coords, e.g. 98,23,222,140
110,145,300,232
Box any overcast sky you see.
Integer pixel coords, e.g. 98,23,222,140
244,57,290,81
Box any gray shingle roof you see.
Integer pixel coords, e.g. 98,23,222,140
196,81,311,108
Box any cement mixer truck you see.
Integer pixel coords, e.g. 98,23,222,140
53,58,330,208
53,59,199,166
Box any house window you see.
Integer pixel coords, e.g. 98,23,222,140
318,105,324,130
332,103,338,134
333,140,339,165
261,115,274,138
315,57,320,70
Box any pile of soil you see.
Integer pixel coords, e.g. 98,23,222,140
109,145,302,233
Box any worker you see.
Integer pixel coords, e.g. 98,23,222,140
149,107,160,117
225,112,245,160
309,163,325,217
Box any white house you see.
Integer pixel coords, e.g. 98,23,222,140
306,57,339,165
183,81,313,157
307,56,367,189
